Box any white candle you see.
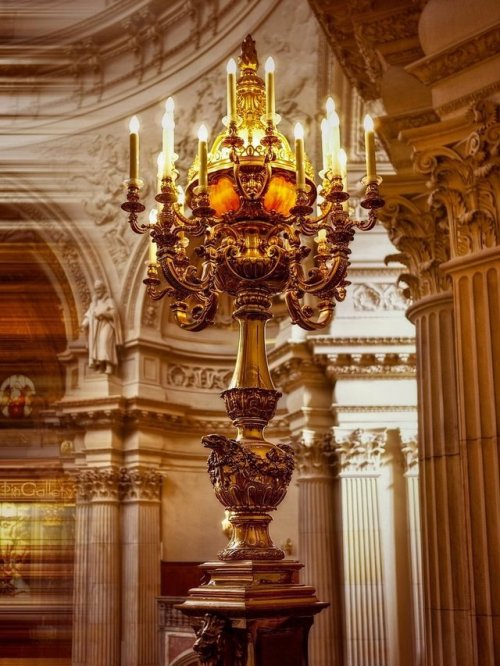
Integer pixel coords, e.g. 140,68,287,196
162,97,175,178
198,124,208,190
321,118,330,173
129,116,140,180
363,114,377,182
294,122,305,190
265,56,275,117
226,58,237,120
330,110,341,175
339,148,348,211
148,208,158,264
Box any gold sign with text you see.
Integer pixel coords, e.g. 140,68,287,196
0,479,75,502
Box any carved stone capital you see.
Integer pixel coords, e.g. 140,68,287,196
379,193,451,300
73,467,120,502
293,433,336,479
400,434,419,476
119,467,164,501
333,429,387,475
414,101,500,258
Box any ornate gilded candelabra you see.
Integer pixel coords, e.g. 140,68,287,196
123,34,383,664
122,35,383,565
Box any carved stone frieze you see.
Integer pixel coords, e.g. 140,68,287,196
379,194,451,300
324,351,416,378
166,364,233,391
407,25,500,87
333,429,387,474
352,283,409,311
414,101,500,258
293,433,336,479
119,467,164,501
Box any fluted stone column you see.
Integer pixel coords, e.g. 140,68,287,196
120,468,163,666
407,292,474,663
401,434,424,665
334,429,388,665
295,434,341,666
444,247,500,663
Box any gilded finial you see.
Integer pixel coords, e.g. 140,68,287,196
239,34,258,71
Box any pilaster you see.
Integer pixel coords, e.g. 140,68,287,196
294,434,341,666
120,467,163,666
333,428,388,665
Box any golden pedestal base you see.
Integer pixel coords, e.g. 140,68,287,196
178,560,327,666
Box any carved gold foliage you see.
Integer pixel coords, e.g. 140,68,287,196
414,101,500,258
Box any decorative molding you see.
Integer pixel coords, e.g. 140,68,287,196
333,428,386,474
407,25,500,86
435,80,500,118
271,357,326,392
307,335,416,347
293,433,336,479
351,283,409,311
377,108,440,142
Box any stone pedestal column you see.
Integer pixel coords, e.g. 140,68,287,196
334,429,388,665
408,293,474,664
445,247,500,663
120,468,163,666
295,434,341,666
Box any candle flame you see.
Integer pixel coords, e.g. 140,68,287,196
198,124,208,142
294,122,304,140
148,208,158,225
326,97,335,116
265,56,275,73
162,112,174,129
226,58,237,75
129,115,140,133
363,114,374,131
331,110,340,128
165,96,175,113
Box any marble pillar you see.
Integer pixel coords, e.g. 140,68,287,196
120,468,163,666
334,429,388,665
72,475,91,666
295,434,341,666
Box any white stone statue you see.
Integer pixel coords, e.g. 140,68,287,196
81,280,123,374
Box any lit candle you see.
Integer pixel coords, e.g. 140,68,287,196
162,97,175,178
363,114,377,182
321,118,330,173
265,56,275,117
326,96,335,120
294,122,305,190
148,208,158,264
226,58,237,120
198,124,208,190
129,116,140,180
330,110,341,175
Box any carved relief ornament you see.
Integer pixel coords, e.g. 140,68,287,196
414,101,500,259
73,467,164,502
